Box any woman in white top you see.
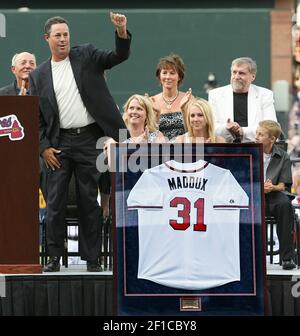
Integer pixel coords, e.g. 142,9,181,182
175,98,225,143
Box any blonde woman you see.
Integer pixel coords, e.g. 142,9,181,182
175,98,225,143
102,94,165,219
122,94,166,143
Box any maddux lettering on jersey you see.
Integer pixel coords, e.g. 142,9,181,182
127,159,249,290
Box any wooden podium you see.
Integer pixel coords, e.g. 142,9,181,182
0,96,42,273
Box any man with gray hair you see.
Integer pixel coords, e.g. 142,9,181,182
0,51,36,95
208,57,277,142
0,51,47,208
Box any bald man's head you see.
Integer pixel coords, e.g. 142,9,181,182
11,52,36,83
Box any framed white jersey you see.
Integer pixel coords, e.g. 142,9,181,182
127,159,249,290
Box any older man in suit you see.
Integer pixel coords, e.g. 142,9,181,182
30,12,131,272
0,52,36,96
208,57,277,143
0,51,48,201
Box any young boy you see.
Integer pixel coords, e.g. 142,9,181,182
255,120,296,270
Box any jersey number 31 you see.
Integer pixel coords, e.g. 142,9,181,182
169,196,207,231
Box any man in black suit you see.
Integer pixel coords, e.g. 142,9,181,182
0,52,36,95
30,12,131,272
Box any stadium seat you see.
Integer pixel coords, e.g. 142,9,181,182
62,174,80,267
41,174,113,269
266,204,300,267
265,215,279,264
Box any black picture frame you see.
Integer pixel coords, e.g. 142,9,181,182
112,143,267,316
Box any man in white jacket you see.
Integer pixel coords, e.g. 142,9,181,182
208,57,277,143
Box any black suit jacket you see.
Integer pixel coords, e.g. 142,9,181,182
30,32,131,154
0,81,18,95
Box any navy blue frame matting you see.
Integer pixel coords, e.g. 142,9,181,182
112,143,267,316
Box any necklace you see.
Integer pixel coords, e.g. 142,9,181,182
162,91,179,109
129,130,146,143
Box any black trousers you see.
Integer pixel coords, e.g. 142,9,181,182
39,156,48,201
46,125,103,260
99,170,111,195
265,191,294,261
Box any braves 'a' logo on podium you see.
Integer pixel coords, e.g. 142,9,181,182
0,114,24,141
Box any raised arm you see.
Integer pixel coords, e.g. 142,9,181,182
110,12,128,39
